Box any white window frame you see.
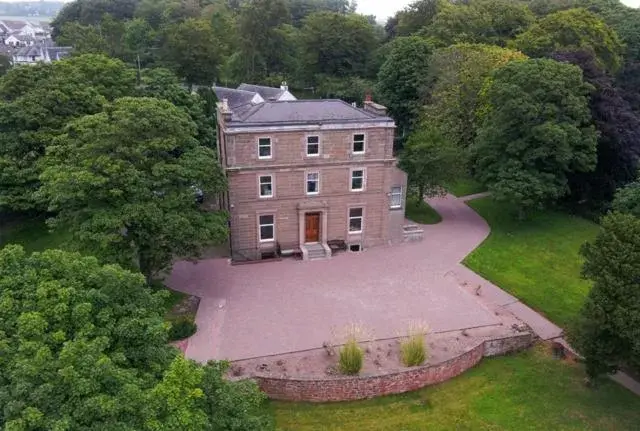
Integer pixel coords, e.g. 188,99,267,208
306,171,320,196
258,214,275,242
350,168,366,192
352,133,366,154
258,174,274,198
390,186,403,209
348,207,363,234
306,135,320,157
258,137,272,160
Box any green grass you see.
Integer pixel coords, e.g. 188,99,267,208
0,216,71,253
272,345,640,430
464,198,600,329
445,176,486,197
406,199,442,225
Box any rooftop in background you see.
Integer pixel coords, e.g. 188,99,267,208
214,83,393,127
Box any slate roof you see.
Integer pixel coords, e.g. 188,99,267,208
237,83,286,101
46,47,71,61
229,99,393,126
15,45,40,57
2,20,28,31
213,86,261,109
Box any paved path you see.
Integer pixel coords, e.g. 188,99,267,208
168,194,558,361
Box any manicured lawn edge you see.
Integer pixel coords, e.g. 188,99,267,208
462,197,599,329
406,198,442,225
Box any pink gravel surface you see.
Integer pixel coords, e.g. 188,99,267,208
168,195,509,361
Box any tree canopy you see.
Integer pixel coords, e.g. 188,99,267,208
472,58,597,213
376,36,433,135
512,8,624,72
552,50,640,207
0,245,272,430
426,0,535,47
424,43,527,156
399,128,462,199
574,212,640,378
39,97,228,283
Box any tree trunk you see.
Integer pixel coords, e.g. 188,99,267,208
418,184,425,204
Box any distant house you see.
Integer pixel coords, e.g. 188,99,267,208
4,34,35,46
12,44,71,65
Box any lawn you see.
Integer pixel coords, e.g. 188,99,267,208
0,216,70,253
445,176,486,197
273,345,640,430
406,198,442,224
464,198,600,329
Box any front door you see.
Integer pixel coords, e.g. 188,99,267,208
305,213,320,243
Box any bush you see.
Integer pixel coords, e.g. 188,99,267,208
168,318,197,341
401,335,426,367
339,338,363,375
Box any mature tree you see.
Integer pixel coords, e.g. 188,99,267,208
552,50,640,207
426,0,535,47
399,128,462,200
163,18,221,87
39,97,228,283
138,68,216,149
56,54,137,100
125,17,158,67
52,0,140,39
612,181,640,217
394,0,440,37
236,0,291,82
574,212,640,379
0,245,273,430
288,0,356,26
472,58,597,214
0,245,172,428
299,11,378,81
511,8,624,72
618,62,640,115
0,62,111,211
376,36,433,136
425,44,526,154
56,22,109,54
0,55,10,77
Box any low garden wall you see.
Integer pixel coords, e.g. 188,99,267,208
253,333,533,402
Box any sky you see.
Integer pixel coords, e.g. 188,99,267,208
357,0,640,20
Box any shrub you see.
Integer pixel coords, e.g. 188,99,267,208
168,318,197,341
400,322,429,367
401,335,426,367
339,337,363,375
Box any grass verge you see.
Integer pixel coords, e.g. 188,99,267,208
406,199,442,225
464,198,599,328
0,216,70,253
445,176,486,198
272,345,640,430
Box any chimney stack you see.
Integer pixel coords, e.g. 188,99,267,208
218,98,233,123
363,93,387,117
281,81,289,92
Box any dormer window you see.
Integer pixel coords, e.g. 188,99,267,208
353,134,365,154
258,138,272,159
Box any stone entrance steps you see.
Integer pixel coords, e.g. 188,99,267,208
305,243,329,260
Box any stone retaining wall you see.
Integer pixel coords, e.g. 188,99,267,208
253,333,532,402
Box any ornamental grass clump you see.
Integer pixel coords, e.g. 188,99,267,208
339,336,363,375
400,322,429,367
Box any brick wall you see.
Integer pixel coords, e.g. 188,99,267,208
251,334,533,402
